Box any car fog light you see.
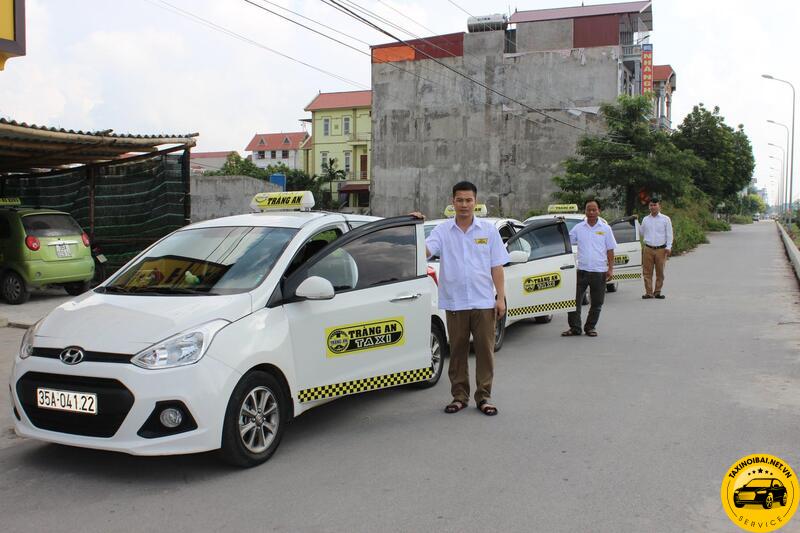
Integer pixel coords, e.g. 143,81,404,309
159,408,183,428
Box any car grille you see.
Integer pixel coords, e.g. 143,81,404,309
16,372,135,438
31,347,132,364
737,491,756,501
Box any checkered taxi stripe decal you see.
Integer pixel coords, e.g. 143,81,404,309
610,272,642,281
297,367,434,403
508,299,576,318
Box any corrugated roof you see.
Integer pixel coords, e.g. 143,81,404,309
653,64,674,81
510,1,651,24
0,117,197,174
245,132,308,152
304,90,372,112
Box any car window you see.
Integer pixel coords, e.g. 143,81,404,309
0,216,11,238
515,224,570,261
611,219,637,243
22,214,83,237
307,225,417,292
563,219,581,232
498,223,515,243
106,226,297,294
285,227,343,276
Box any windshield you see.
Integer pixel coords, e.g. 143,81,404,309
743,479,773,488
22,214,83,237
104,226,297,295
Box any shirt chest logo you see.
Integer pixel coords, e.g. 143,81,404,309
474,238,488,245
595,231,605,236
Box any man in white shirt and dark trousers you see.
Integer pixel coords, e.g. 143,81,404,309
421,181,509,416
561,199,617,338
640,197,673,300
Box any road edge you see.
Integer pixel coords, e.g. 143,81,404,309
777,220,800,283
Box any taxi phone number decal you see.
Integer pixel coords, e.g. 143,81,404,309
523,272,561,293
326,317,405,358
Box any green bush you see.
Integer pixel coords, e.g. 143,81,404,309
730,215,753,225
705,218,731,231
670,210,708,254
524,208,546,219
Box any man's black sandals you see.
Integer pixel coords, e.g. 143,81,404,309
478,400,498,416
444,400,467,413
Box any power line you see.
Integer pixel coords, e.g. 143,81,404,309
445,0,474,18
321,0,585,131
144,0,368,89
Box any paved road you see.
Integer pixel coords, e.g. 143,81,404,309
0,221,798,533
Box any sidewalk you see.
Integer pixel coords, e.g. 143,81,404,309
0,288,73,329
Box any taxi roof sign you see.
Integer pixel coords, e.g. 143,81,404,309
547,204,578,214
251,191,315,212
444,204,488,218
0,198,21,206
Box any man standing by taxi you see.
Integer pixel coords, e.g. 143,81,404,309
562,199,617,338
640,197,673,299
418,182,509,416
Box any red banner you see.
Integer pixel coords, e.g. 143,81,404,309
641,44,653,94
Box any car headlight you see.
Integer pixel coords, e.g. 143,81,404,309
19,320,42,359
131,320,229,370
757,490,767,494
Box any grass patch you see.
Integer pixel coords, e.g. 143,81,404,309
729,214,753,225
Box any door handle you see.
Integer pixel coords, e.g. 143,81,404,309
560,265,575,270
390,293,421,302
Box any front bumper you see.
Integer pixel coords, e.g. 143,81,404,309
10,353,241,456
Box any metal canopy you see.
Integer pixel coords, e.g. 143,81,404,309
0,118,198,175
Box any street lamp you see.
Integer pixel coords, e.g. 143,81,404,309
767,120,791,215
763,75,796,226
767,143,786,214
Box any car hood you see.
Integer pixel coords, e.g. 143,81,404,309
34,291,253,353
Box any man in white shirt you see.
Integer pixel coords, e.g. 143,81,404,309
561,200,617,337
422,182,509,416
640,197,673,299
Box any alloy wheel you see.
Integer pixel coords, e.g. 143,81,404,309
238,386,280,454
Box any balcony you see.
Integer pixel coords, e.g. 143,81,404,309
622,44,641,61
347,132,371,145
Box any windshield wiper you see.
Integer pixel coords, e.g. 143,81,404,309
130,286,213,295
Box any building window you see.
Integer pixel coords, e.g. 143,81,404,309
282,150,289,159
270,150,276,159
343,116,351,135
323,118,330,136
321,151,329,169
257,151,265,159
344,151,351,175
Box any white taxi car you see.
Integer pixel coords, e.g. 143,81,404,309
10,192,444,467
425,205,577,350
524,204,643,292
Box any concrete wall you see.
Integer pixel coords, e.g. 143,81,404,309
190,175,279,222
370,29,617,219
516,20,573,52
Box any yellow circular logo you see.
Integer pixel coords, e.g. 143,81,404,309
327,329,349,354
721,454,799,532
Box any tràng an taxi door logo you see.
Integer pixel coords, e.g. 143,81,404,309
326,317,405,358
614,254,630,265
523,272,561,293
721,453,798,532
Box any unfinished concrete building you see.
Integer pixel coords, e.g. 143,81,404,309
370,1,659,218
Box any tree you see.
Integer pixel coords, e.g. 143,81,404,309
319,158,346,210
672,104,755,206
553,95,700,215
209,152,266,179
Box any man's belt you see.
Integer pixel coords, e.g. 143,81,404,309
645,243,667,249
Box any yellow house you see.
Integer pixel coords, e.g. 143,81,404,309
303,90,371,211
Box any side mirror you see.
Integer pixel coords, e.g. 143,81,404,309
509,250,528,264
295,276,335,300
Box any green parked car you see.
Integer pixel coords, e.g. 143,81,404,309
0,204,94,304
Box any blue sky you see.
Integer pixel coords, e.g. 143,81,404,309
1,0,798,204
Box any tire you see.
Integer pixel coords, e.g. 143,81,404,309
220,371,287,468
494,310,507,352
606,283,618,293
64,281,91,296
411,322,447,389
781,492,788,506
763,493,774,509
1,271,29,305
534,314,553,324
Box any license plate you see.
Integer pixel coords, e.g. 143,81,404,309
36,387,97,414
55,243,72,258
